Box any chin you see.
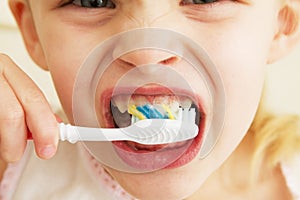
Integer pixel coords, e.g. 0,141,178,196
104,158,210,200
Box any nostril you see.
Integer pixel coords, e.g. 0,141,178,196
159,56,180,66
118,50,181,67
119,59,136,68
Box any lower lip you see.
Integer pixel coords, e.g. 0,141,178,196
112,129,203,170
100,89,206,170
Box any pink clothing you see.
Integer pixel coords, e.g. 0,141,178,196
0,142,136,200
79,146,137,200
0,142,299,200
0,146,30,200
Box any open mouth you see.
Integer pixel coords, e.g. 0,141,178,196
101,86,206,170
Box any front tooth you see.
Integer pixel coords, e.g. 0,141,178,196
169,101,180,111
111,95,130,113
180,97,192,109
129,95,150,106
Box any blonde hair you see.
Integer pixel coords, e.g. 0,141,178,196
249,102,300,177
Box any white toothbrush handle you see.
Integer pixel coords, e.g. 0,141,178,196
58,119,198,145
59,123,130,144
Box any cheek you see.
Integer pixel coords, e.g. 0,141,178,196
212,30,267,117
49,63,78,122
171,10,276,178
213,26,271,130
189,18,275,172
36,26,103,122
41,40,90,122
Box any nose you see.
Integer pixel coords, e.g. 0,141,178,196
119,50,180,68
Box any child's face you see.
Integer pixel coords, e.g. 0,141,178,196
25,0,282,198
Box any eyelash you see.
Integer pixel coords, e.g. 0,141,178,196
180,0,219,5
180,0,240,12
70,0,116,8
63,0,221,9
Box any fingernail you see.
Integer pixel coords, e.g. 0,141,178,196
39,145,56,159
55,114,63,123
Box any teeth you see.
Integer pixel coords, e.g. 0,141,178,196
169,101,180,111
129,95,149,106
112,95,192,112
179,97,192,109
110,95,198,127
111,95,130,113
152,96,179,105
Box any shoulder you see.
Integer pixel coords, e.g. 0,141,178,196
281,155,300,200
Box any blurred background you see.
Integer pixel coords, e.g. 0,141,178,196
1,0,300,115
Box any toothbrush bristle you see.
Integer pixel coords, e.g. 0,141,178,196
189,108,196,124
182,108,188,122
177,108,183,121
129,104,197,125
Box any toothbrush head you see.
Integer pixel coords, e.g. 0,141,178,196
122,118,199,145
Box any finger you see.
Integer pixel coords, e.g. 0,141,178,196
27,114,62,140
0,54,59,159
0,74,27,162
54,114,63,123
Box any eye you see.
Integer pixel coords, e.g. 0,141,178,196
193,0,217,3
181,0,218,4
72,0,115,8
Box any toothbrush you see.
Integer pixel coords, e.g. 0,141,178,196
28,109,198,145
28,108,198,145
59,118,198,144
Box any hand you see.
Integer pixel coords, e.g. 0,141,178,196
0,54,59,162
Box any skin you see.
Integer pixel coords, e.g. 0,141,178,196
0,0,299,199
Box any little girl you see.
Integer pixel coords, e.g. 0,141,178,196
0,0,300,199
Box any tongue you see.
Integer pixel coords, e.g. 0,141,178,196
126,141,167,151
126,140,189,152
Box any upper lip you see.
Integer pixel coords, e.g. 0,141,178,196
110,85,200,104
